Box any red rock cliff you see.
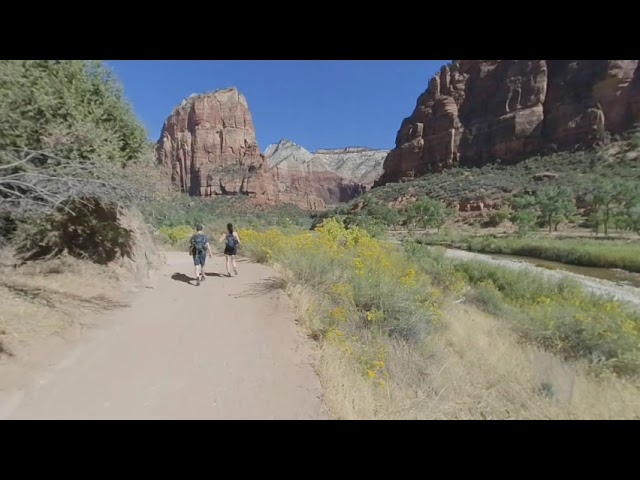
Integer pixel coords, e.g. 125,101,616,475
156,87,280,204
376,60,640,185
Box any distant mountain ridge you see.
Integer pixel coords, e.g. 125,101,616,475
265,139,388,199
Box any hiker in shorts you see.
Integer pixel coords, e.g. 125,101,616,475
189,224,212,286
220,223,240,277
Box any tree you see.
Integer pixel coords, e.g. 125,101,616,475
510,194,537,236
0,60,147,164
627,204,640,234
615,182,640,234
367,203,400,230
0,61,152,261
534,186,577,233
352,215,387,238
484,206,513,228
585,180,632,236
405,198,454,233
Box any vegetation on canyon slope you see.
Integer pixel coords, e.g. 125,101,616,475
325,131,640,236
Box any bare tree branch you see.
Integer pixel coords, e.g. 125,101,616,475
0,150,40,171
0,148,144,220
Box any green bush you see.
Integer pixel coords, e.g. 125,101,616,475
158,225,193,247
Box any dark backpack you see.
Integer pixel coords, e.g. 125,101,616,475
191,233,207,254
225,233,238,249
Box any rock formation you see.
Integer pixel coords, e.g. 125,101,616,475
376,60,640,186
264,139,388,205
156,87,279,204
156,88,388,209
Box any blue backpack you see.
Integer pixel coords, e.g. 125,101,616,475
191,233,207,254
225,233,238,249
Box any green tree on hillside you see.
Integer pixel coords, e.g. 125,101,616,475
351,215,387,238
585,180,635,236
484,206,513,228
366,203,400,230
405,198,454,233
615,181,640,234
534,185,577,233
626,204,640,234
510,194,537,235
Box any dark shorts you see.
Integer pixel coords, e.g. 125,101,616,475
193,251,207,266
224,246,237,256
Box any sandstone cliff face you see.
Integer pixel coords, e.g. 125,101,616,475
264,139,388,205
376,60,640,185
156,87,280,204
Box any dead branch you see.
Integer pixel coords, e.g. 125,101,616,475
0,148,148,219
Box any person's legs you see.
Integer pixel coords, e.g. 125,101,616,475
199,252,206,280
193,255,201,285
225,254,232,276
232,254,238,275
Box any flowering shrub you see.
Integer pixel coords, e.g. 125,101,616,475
242,218,640,379
239,218,445,382
158,224,193,246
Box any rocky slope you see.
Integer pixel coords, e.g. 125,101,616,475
156,87,281,204
376,60,640,186
264,139,387,205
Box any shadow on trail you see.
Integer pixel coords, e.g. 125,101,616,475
171,272,230,285
171,273,194,285
232,276,286,299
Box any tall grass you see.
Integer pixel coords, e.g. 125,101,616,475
414,234,640,272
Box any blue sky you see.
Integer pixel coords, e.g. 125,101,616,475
105,60,449,152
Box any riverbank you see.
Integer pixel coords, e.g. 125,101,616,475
410,234,640,273
439,247,640,309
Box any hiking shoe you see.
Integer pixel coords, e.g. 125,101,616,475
196,278,200,286
234,268,238,276
200,275,206,282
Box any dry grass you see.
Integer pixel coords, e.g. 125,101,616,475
282,283,378,419
0,208,164,357
288,281,640,419
0,251,129,355
415,304,640,420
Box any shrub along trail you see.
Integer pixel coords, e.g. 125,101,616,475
0,252,329,420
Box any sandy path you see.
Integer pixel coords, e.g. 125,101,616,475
0,252,329,420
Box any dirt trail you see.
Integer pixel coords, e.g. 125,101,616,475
0,252,329,420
